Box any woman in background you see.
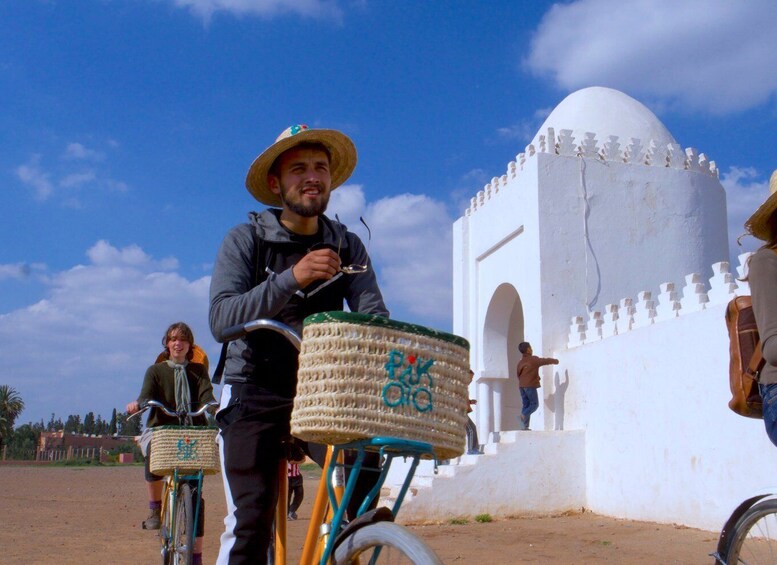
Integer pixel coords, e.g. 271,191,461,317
126,322,215,565
745,170,777,447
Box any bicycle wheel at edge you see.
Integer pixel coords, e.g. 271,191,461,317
171,483,195,565
333,522,442,565
725,498,777,564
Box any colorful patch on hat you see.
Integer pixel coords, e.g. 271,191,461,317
290,124,308,136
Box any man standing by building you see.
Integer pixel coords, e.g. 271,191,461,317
209,124,388,564
516,342,558,431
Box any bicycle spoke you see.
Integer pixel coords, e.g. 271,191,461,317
727,500,777,564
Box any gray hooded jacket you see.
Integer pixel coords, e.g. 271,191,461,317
209,209,388,389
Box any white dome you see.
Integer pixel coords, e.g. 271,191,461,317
531,86,677,150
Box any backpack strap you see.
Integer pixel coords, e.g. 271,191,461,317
746,341,766,381
212,224,270,385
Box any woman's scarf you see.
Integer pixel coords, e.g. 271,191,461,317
166,359,191,415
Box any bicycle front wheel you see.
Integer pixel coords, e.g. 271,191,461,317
171,483,194,565
333,522,442,565
725,499,777,564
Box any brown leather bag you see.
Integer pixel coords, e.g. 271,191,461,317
726,295,765,418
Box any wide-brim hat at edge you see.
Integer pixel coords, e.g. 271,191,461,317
245,124,357,207
745,169,777,241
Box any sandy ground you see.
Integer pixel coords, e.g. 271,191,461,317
0,464,722,564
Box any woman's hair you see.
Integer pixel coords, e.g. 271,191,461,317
160,322,195,361
763,213,777,250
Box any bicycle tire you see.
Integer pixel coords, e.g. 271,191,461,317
333,522,442,565
171,483,194,565
160,483,174,565
725,498,777,564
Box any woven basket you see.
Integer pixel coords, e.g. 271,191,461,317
149,426,220,476
292,312,471,460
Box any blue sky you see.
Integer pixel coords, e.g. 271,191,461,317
2,0,776,426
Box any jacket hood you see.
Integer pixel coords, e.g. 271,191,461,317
248,209,350,249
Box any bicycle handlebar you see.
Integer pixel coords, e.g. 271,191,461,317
219,319,302,352
128,399,219,421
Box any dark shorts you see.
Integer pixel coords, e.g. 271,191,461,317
144,443,164,482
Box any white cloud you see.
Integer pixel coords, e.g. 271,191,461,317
328,183,367,226
87,239,180,270
496,123,533,142
495,107,553,144
59,170,97,188
364,194,453,327
15,141,129,204
0,241,211,426
0,263,32,280
171,0,343,23
526,0,777,114
720,166,770,260
328,185,454,328
16,155,54,200
105,179,129,192
62,142,103,161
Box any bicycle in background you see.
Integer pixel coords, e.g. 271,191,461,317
130,399,219,565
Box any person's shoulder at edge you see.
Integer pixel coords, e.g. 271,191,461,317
752,246,777,264
749,247,777,281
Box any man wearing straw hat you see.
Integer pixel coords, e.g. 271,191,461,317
744,170,777,448
209,124,388,564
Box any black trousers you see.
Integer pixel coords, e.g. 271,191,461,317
465,416,479,452
287,474,304,514
216,382,380,565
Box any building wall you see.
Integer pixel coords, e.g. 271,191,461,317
536,147,728,354
557,256,775,531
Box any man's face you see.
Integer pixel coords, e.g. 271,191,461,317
269,146,332,218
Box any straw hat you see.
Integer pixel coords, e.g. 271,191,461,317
745,170,777,241
245,124,357,207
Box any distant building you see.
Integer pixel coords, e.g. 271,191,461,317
38,430,133,452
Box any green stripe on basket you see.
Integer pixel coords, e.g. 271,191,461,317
303,311,470,350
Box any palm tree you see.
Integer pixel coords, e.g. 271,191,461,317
0,385,25,451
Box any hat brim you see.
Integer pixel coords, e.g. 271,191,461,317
245,129,357,207
746,191,777,241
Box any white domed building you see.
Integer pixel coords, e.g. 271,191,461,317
387,87,777,534
453,86,728,440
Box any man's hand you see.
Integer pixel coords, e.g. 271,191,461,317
292,248,341,288
126,400,140,414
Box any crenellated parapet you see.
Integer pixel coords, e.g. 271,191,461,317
465,127,719,216
567,252,753,349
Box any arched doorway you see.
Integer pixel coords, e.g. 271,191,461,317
479,283,524,438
